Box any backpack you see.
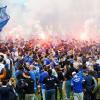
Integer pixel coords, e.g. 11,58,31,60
16,79,27,93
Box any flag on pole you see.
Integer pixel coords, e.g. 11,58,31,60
0,6,9,32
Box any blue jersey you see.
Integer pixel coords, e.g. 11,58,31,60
39,71,48,89
43,58,51,65
29,70,37,92
71,74,84,93
15,70,23,79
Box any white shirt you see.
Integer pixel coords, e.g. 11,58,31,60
86,61,93,67
96,59,100,65
0,63,4,73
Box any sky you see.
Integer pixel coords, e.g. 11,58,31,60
0,0,100,40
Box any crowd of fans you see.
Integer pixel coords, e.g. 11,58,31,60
0,38,100,100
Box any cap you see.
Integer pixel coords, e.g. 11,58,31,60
72,71,76,76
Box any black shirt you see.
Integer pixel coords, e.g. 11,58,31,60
57,71,64,82
0,86,16,100
64,71,72,80
43,75,59,90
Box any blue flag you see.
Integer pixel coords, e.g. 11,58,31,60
0,6,9,32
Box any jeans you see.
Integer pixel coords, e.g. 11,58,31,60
45,89,56,100
58,82,63,100
66,80,71,99
42,89,45,100
85,91,95,100
74,92,83,100
18,93,25,100
25,94,34,100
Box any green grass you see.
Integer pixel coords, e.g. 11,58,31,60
36,89,74,100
